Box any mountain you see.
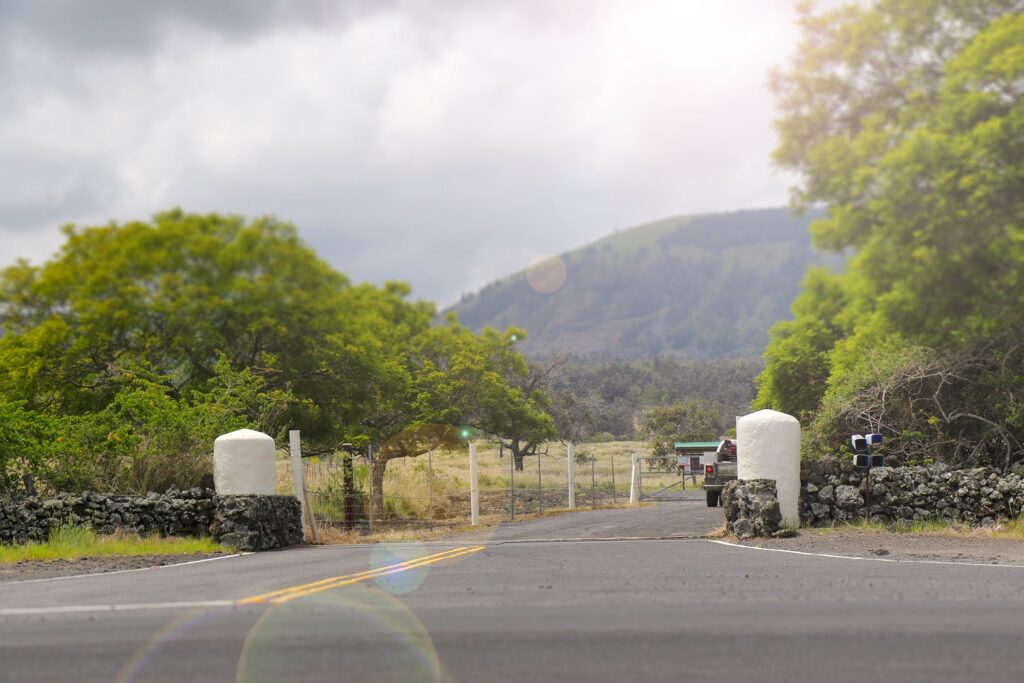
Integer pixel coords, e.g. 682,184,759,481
448,207,840,359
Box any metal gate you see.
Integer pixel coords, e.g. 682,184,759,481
636,457,698,501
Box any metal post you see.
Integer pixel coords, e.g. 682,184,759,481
428,449,434,531
591,457,596,509
865,462,871,524
567,443,576,510
469,442,480,526
537,451,543,516
611,454,616,505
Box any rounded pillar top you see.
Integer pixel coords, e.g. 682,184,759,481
738,409,799,426
215,428,274,444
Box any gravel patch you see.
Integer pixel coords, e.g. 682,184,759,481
0,552,229,582
735,529,1024,565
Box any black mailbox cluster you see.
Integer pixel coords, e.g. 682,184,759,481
851,433,884,468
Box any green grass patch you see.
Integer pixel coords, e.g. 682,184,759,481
809,517,1024,540
0,526,227,564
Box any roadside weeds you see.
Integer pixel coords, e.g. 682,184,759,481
0,526,227,564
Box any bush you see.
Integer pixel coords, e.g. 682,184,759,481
1,362,297,495
803,345,1024,470
0,401,57,492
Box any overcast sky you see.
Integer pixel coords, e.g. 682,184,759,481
0,0,803,306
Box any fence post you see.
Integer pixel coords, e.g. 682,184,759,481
611,454,617,505
289,430,319,543
469,442,480,526
591,457,596,509
629,453,639,504
536,454,544,511
428,449,434,531
537,451,543,516
510,447,515,521
567,443,576,510
638,456,644,502
342,446,354,531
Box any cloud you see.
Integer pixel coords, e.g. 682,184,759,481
0,0,800,305
0,0,382,54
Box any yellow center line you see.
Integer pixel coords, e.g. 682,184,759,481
238,545,486,605
268,546,485,604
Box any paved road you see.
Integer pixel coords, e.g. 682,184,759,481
3,501,1024,682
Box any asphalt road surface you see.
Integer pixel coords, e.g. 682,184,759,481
3,499,1024,682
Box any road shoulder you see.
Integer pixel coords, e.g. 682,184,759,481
0,551,232,582
728,528,1024,565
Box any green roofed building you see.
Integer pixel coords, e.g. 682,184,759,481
673,441,723,476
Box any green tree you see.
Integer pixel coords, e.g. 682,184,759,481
754,267,848,416
0,210,554,498
339,313,553,518
643,401,719,470
0,211,437,493
410,323,556,473
759,2,1024,467
0,210,398,440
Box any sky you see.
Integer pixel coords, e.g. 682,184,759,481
0,0,804,306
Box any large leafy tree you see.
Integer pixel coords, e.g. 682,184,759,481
0,210,379,437
356,319,556,517
0,210,553,496
410,321,556,473
758,2,1024,465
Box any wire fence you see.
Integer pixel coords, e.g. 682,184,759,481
294,445,704,533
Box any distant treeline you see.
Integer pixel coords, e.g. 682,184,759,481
543,357,762,440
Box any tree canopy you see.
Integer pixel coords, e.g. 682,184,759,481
0,210,545,494
757,1,1024,467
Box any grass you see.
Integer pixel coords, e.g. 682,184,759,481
0,526,227,564
809,517,1024,540
278,439,697,535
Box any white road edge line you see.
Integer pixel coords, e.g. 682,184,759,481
1,552,248,586
707,539,1024,568
0,600,235,616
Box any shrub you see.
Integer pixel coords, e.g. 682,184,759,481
803,345,1024,470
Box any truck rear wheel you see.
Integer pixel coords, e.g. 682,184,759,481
706,490,720,508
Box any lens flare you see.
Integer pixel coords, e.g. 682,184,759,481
238,585,444,683
369,542,432,594
526,254,567,294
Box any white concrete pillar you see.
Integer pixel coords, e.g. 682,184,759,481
567,443,576,510
213,428,276,495
737,409,801,526
629,453,639,504
469,442,480,526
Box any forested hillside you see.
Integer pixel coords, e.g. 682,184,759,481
450,207,840,359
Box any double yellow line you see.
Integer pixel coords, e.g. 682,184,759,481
239,545,485,605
